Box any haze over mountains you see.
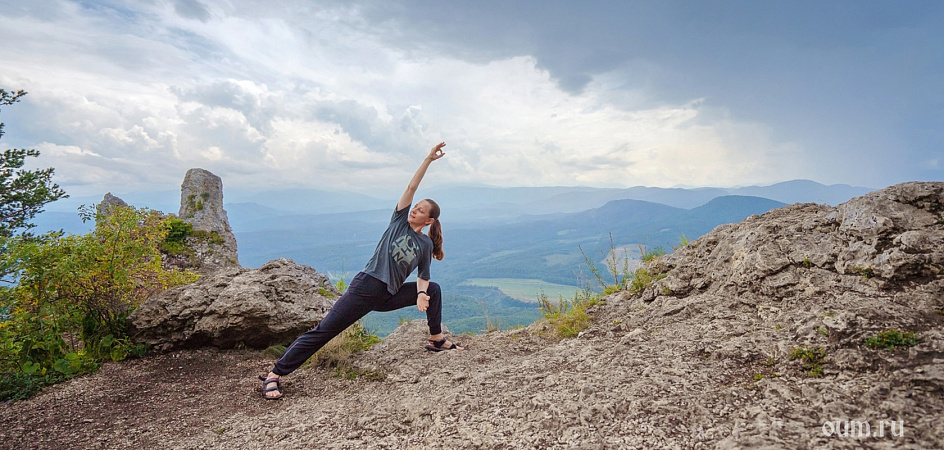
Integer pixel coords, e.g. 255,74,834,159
36,180,863,275
36,180,873,277
32,179,872,334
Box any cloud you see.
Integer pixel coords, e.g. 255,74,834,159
0,0,939,197
174,0,211,22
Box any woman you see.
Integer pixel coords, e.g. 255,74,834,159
261,142,462,400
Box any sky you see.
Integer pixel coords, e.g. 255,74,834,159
0,0,942,198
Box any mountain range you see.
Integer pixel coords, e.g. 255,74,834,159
29,179,872,335
33,180,873,284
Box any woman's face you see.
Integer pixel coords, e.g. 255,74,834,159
409,200,435,227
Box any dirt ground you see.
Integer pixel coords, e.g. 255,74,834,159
0,323,545,450
0,347,287,449
2,310,941,449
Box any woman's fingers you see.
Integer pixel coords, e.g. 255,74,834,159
429,142,446,160
417,294,430,311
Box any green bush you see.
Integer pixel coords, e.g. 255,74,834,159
161,218,192,254
789,346,826,377
865,329,919,349
0,205,198,401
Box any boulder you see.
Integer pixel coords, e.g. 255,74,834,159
128,258,339,351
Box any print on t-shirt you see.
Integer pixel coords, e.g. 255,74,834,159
390,234,419,269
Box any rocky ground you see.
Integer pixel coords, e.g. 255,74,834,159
2,182,943,449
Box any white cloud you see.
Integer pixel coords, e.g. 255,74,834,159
0,0,824,197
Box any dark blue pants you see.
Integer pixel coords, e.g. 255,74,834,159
272,272,442,376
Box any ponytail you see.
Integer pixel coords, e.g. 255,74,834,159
424,198,445,260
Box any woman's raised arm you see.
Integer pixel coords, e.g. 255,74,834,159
397,142,446,211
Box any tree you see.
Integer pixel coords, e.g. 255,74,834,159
0,89,68,240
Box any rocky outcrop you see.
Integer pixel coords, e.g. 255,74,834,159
128,258,338,351
584,181,944,447
95,192,128,216
637,181,944,304
174,168,239,273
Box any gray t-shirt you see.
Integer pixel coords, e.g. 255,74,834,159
363,205,433,295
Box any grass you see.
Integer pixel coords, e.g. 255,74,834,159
864,329,919,349
640,244,666,263
789,346,826,377
262,320,383,380
317,287,338,299
538,289,601,339
852,265,875,278
579,234,633,294
628,267,667,293
484,311,502,333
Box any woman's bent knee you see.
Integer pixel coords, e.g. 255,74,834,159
427,281,441,298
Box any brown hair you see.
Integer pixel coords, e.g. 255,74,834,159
424,198,444,260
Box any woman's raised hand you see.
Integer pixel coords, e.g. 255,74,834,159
427,142,446,161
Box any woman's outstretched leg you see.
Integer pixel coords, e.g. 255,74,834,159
264,273,385,398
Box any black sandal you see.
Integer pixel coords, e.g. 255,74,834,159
258,375,283,400
425,338,464,352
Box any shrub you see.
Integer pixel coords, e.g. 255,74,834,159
864,329,919,349
0,205,198,401
161,218,192,254
789,346,826,377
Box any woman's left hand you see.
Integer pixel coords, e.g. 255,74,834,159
417,293,430,312
427,142,446,161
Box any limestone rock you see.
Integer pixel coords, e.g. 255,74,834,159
96,192,129,216
175,168,239,272
128,258,338,350
635,181,944,304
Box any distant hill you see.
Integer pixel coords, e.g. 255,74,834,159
33,179,870,236
225,188,389,214
431,180,870,221
230,194,787,290
435,195,787,286
29,180,854,289
728,179,872,206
